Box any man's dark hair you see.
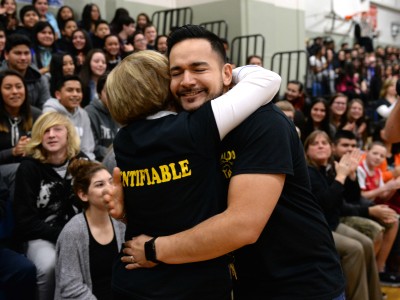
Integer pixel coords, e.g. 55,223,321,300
167,25,227,64
333,130,356,145
56,75,82,92
5,34,32,52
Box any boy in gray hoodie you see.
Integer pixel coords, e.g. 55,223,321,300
42,75,95,160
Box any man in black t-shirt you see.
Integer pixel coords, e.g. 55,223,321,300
113,25,345,299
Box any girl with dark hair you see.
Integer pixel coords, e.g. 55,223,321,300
79,3,101,34
132,31,147,52
32,21,57,75
49,52,76,97
71,28,92,73
103,34,121,71
136,12,150,33
55,18,77,53
339,98,368,149
32,0,60,39
79,49,106,107
329,93,348,134
55,159,125,300
0,70,41,165
302,97,334,142
109,7,129,35
155,34,168,55
0,0,17,34
56,5,74,31
0,23,6,63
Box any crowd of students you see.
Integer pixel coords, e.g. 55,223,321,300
0,0,399,299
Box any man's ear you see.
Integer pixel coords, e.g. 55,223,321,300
55,90,61,101
4,51,8,61
222,63,232,89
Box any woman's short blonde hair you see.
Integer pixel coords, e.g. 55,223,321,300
25,112,80,162
106,50,171,125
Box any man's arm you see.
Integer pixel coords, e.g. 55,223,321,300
122,173,284,267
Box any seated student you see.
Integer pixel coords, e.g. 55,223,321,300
281,79,306,132
302,97,335,142
0,33,50,110
78,3,101,34
55,159,125,300
109,7,129,35
55,5,74,33
79,49,107,107
103,34,121,72
339,98,368,149
0,23,6,64
358,141,400,214
13,112,87,300
0,70,41,200
143,23,157,50
0,169,37,300
132,32,147,52
114,15,135,57
0,70,41,165
70,29,93,73
246,54,263,66
54,18,77,54
275,100,301,137
155,34,167,56
33,0,60,40
305,130,383,300
333,130,399,283
0,0,18,35
91,19,110,49
14,5,39,42
43,75,95,161
31,21,57,76
85,73,119,162
48,52,76,97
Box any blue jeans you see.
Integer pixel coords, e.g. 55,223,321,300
0,247,36,300
333,291,346,300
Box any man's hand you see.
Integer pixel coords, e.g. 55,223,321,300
369,204,398,224
102,167,125,220
121,235,158,269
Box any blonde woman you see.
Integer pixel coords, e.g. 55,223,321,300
13,112,88,300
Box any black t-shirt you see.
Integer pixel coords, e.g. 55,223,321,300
86,215,118,300
221,103,345,299
112,103,231,299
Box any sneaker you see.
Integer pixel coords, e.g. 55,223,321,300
379,272,400,286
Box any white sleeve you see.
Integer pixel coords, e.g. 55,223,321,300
377,101,397,119
357,166,367,190
211,65,281,140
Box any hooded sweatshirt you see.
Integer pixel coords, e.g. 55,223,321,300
85,97,119,161
42,98,95,161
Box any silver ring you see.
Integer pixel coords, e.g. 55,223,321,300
130,256,134,263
